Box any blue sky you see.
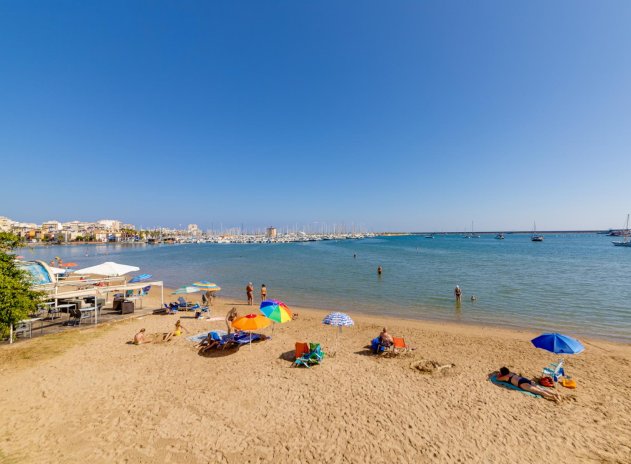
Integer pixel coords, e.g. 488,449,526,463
1,1,630,232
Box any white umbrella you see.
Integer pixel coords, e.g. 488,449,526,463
74,261,140,277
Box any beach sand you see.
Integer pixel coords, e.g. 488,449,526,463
1,290,630,463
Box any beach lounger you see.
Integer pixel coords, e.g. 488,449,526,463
177,297,196,310
392,337,409,353
295,342,310,359
293,343,325,368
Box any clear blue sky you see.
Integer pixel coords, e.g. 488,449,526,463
1,1,630,231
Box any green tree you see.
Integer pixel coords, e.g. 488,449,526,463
0,233,43,338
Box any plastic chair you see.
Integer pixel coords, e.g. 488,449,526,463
542,359,565,382
293,343,325,368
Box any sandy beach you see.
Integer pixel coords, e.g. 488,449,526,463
1,290,630,463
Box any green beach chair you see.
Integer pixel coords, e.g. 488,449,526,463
293,343,325,368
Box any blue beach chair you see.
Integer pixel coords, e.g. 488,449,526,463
293,343,325,368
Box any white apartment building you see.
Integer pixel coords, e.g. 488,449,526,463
97,219,122,231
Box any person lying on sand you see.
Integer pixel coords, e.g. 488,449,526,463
133,328,151,345
164,319,189,342
494,367,561,402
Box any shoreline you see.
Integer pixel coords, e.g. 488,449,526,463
214,295,631,351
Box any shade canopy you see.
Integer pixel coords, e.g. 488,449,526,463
232,314,272,331
322,312,354,327
172,286,202,295
74,262,140,277
260,300,293,323
531,333,585,355
129,273,152,283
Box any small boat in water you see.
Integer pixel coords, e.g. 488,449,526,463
531,221,544,242
424,234,434,239
495,233,505,240
612,214,631,247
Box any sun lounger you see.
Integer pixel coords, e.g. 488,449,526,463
392,337,409,353
295,342,310,359
293,343,325,368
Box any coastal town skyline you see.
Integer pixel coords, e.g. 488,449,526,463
1,213,624,240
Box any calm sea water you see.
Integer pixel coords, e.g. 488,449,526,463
26,234,631,342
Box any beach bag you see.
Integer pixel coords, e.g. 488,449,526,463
540,377,554,387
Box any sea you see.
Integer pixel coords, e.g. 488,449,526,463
25,234,631,342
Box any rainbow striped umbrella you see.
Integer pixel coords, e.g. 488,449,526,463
192,280,222,292
259,299,293,323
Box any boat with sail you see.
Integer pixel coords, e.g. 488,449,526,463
531,222,544,242
612,214,631,247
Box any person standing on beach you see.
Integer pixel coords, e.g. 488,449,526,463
226,307,238,335
261,284,267,301
454,285,462,302
246,282,254,305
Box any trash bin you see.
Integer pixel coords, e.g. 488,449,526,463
121,300,135,314
113,297,124,312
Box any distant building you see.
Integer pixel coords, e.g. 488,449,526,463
97,219,121,231
188,224,200,236
0,216,13,232
266,227,277,238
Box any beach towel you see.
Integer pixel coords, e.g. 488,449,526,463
188,330,227,343
488,374,541,398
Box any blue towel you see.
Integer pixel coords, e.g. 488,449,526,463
488,374,540,398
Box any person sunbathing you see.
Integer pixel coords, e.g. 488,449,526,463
494,367,561,402
164,319,188,342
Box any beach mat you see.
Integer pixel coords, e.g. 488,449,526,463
488,374,541,398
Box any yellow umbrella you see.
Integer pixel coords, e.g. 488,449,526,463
232,314,272,348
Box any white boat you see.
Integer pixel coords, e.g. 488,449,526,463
612,214,631,247
531,221,544,242
495,233,505,240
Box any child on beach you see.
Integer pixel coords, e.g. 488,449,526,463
261,284,267,301
164,319,188,342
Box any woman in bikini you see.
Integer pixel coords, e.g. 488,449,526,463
495,367,561,402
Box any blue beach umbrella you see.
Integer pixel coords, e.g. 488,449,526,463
322,312,354,354
531,333,585,354
129,273,152,283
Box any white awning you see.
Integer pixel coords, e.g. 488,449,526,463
74,261,140,277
